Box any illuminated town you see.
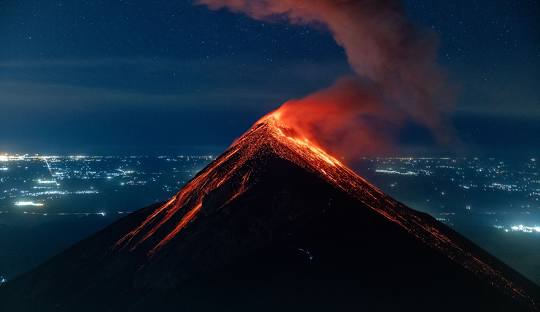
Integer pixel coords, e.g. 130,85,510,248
0,153,538,284
0,154,214,215
360,157,539,232
1,154,538,222
1,153,537,226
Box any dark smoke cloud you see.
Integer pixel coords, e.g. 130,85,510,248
197,0,453,158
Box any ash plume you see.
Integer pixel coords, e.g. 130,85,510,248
197,0,453,159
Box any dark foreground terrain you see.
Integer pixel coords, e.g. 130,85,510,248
1,117,538,311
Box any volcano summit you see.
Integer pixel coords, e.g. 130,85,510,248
0,114,538,311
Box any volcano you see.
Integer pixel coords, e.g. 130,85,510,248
0,114,538,311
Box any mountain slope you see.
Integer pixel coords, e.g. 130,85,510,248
0,114,538,311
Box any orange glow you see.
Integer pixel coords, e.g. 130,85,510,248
115,112,355,253
113,111,532,307
257,78,403,161
115,144,245,253
116,112,449,258
149,202,203,255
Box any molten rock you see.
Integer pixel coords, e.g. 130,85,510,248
0,116,538,311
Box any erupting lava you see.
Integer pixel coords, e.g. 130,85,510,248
114,113,535,307
115,112,346,254
3,114,538,312
260,77,400,159
257,110,343,167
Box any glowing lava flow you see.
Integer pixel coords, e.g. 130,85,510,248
114,111,534,308
114,111,348,254
115,144,247,254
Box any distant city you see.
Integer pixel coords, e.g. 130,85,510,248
0,154,214,216
358,157,540,232
0,154,539,284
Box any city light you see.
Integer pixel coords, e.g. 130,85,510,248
375,169,418,176
37,179,58,184
14,201,44,207
510,225,540,233
0,154,537,241
0,154,26,162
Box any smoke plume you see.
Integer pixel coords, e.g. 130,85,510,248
197,0,453,159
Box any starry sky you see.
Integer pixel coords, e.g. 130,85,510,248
0,0,538,155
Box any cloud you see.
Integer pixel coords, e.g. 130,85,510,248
0,80,290,112
0,56,349,113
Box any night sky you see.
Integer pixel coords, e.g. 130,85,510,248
0,0,538,155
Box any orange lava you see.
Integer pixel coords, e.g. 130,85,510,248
150,202,203,255
115,111,349,254
114,111,535,308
